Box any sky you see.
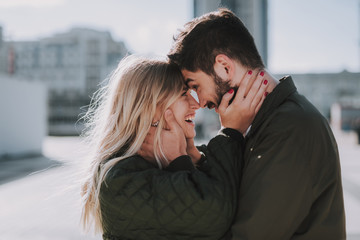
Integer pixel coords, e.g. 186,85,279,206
0,0,359,74
269,0,359,73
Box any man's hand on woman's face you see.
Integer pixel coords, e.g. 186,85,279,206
217,70,268,134
138,110,188,164
138,125,156,162
186,138,201,164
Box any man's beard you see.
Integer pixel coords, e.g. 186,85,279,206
213,73,233,107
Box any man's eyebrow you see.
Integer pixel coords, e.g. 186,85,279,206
182,85,189,91
185,78,194,86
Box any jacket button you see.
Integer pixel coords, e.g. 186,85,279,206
257,155,262,159
250,148,254,151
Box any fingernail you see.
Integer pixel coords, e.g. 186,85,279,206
248,70,252,75
263,79,268,85
264,92,268,97
260,71,264,76
228,89,234,94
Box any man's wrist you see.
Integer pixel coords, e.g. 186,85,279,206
195,151,207,168
219,128,245,142
167,150,187,162
187,148,202,164
221,123,246,135
165,155,195,172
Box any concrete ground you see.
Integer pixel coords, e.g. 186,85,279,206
0,132,359,240
0,137,101,240
0,155,61,185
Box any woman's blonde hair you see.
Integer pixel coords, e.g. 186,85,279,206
80,55,184,233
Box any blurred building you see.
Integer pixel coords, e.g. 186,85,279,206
0,26,5,73
279,71,360,120
331,99,360,133
0,28,129,135
0,75,47,157
0,26,3,49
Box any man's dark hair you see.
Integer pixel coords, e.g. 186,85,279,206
168,8,265,76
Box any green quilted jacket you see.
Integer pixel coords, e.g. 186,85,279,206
100,128,244,240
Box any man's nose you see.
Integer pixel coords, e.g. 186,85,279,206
189,95,200,110
199,99,207,108
190,90,206,108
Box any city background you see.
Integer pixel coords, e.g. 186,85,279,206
0,0,359,239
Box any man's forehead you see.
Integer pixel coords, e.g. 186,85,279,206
181,69,194,78
181,69,195,86
181,69,209,82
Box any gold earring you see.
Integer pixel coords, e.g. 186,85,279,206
151,121,159,127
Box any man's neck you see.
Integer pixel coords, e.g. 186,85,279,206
261,71,279,94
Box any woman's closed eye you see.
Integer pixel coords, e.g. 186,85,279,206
182,88,190,96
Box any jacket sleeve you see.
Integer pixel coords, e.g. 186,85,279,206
100,128,244,239
231,112,343,240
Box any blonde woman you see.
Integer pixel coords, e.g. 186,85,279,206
81,55,266,240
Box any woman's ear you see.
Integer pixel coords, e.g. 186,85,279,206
214,54,235,80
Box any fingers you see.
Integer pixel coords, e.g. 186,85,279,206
141,138,153,150
235,70,253,101
246,70,265,100
137,148,145,158
186,138,194,145
231,69,263,107
218,89,235,114
164,109,180,132
250,78,268,111
227,69,268,116
143,126,155,144
138,140,155,161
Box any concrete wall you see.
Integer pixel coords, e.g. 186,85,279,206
0,75,47,157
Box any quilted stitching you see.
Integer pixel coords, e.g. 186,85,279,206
100,134,243,240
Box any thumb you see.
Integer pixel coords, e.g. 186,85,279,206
164,109,179,131
218,89,235,114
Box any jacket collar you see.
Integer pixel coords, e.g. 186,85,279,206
246,75,297,138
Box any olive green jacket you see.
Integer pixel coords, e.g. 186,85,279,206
231,76,346,240
100,129,244,240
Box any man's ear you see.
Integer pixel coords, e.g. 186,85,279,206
214,54,235,80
